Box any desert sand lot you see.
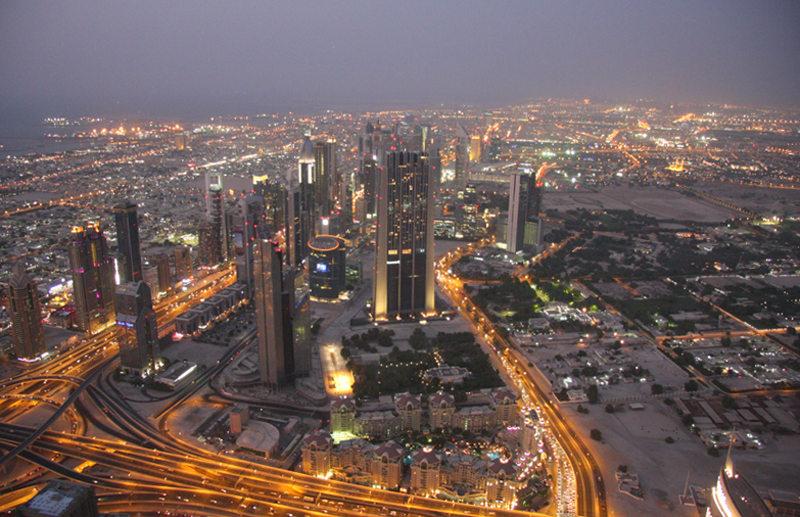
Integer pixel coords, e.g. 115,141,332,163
563,400,800,517
546,185,746,222
692,181,800,218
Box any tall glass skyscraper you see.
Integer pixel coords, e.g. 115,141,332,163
113,200,142,283
373,151,435,321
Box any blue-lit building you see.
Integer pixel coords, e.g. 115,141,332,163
308,235,346,300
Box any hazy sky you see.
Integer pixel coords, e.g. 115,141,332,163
1,0,799,120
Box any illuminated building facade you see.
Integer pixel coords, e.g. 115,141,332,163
428,391,456,430
411,448,442,496
116,281,160,376
7,262,46,360
331,397,356,435
302,430,333,478
373,151,435,321
308,235,346,300
708,450,771,517
113,200,142,283
68,223,116,335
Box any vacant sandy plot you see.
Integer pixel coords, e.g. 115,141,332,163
546,186,742,222
563,399,800,517
692,182,800,218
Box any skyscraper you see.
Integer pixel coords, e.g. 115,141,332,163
285,185,309,267
233,195,267,297
507,169,542,254
174,246,193,282
113,200,142,283
253,174,285,235
116,281,160,376
197,222,221,267
314,138,337,218
7,262,46,360
254,237,286,388
454,124,470,190
69,223,116,335
373,151,435,321
298,135,316,217
204,172,229,266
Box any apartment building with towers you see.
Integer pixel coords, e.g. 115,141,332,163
373,151,435,321
68,223,116,334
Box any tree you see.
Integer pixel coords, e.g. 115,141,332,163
590,429,602,441
651,383,664,395
684,379,699,392
605,404,615,414
587,384,599,403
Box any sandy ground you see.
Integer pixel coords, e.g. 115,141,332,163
561,398,800,517
691,182,800,218
545,186,744,222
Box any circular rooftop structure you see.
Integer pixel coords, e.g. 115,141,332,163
308,235,343,252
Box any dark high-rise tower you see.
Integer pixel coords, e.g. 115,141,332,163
314,138,337,218
7,262,46,360
69,223,116,335
254,238,285,388
116,281,160,376
507,168,542,254
373,151,435,321
113,200,142,283
208,185,225,264
233,195,267,297
454,124,470,190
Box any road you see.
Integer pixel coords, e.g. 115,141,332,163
436,240,606,517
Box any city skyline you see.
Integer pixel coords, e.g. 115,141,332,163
1,93,799,517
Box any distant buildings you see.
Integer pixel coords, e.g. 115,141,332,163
68,223,116,335
7,262,46,360
373,151,435,321
116,281,160,376
113,200,143,283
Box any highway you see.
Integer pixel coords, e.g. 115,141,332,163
0,257,547,516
